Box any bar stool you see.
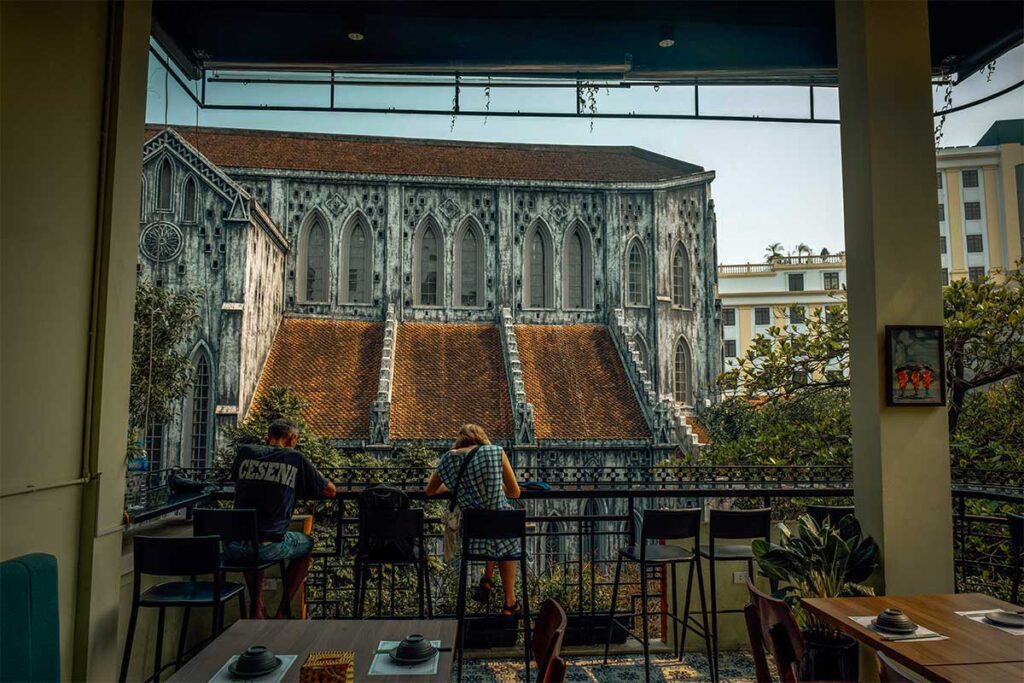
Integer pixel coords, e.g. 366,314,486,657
119,536,245,683
353,507,432,618
700,508,771,683
193,508,291,619
604,508,713,683
456,509,531,682
805,504,855,529
1008,512,1023,604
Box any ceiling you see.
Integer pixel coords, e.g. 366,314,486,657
152,1,1023,85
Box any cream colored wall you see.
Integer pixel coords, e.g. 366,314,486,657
999,144,1024,268
946,176,966,275
983,168,1003,269
0,1,151,679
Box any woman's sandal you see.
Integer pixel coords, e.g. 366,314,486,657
472,576,493,604
502,600,523,618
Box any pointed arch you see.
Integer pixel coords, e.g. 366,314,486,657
183,342,215,468
543,518,564,574
673,336,692,405
156,156,173,211
181,175,198,223
454,216,485,308
413,215,444,306
672,241,691,308
523,219,553,309
341,211,373,304
632,332,650,376
562,220,593,309
625,238,648,306
298,210,331,303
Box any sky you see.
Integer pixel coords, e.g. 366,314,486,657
146,45,1024,264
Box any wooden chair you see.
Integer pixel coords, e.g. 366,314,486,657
544,656,567,683
533,599,567,683
745,578,805,683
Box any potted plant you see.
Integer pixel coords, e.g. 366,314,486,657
752,514,879,682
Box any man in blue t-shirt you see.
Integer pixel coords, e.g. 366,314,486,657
228,418,336,618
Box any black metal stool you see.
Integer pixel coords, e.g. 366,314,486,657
604,508,713,683
119,535,245,683
700,507,772,683
194,507,291,619
805,504,855,529
352,507,432,618
1008,512,1023,604
456,508,531,682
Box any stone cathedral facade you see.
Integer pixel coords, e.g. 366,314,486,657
137,126,721,501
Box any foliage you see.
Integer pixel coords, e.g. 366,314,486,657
950,377,1024,471
764,242,784,263
753,514,878,637
129,280,202,441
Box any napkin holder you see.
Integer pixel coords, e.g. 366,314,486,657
299,651,354,683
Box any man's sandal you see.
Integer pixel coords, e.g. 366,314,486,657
472,576,493,604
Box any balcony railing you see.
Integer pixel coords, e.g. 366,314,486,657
124,463,1023,645
718,253,846,275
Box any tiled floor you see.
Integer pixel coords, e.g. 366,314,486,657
456,652,758,682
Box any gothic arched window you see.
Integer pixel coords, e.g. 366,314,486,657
627,241,646,306
524,221,553,308
419,222,440,305
189,350,212,468
157,157,173,211
672,243,690,307
303,217,329,302
633,333,650,376
563,223,592,309
456,220,484,307
182,176,197,222
581,499,601,559
674,337,692,405
344,217,371,304
543,519,563,574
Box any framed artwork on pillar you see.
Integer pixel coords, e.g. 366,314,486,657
884,325,946,406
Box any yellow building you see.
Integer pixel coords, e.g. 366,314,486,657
719,119,1023,366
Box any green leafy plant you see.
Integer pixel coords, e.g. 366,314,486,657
752,514,879,638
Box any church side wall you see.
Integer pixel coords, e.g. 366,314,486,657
238,221,286,418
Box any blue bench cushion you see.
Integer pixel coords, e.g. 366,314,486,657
0,553,60,682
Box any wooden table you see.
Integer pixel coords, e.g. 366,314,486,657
802,593,1024,681
168,619,458,683
926,661,1024,682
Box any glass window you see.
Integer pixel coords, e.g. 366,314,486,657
305,219,329,302
627,243,645,306
939,236,947,254
966,234,984,253
968,266,986,282
823,272,840,290
722,308,736,326
941,268,949,286
673,339,690,404
157,158,173,210
145,421,164,473
938,204,945,222
789,306,805,325
724,339,737,358
825,305,838,323
529,229,546,308
420,224,439,305
754,307,771,326
347,221,369,303
936,172,943,189
788,273,804,291
190,353,211,469
461,227,479,306
962,169,979,188
565,230,584,308
183,177,197,221
964,202,982,220
672,244,689,306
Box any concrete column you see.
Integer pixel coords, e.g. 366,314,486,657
835,0,954,594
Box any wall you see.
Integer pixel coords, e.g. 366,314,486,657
1,1,151,679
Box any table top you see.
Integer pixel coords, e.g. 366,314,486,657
168,619,458,683
926,661,1024,683
802,593,1024,678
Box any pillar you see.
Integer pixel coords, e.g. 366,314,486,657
835,0,954,594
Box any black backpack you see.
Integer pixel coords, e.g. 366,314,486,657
355,484,416,561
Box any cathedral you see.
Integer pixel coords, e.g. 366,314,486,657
137,126,721,484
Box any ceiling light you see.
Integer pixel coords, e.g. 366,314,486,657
347,16,365,41
658,25,676,48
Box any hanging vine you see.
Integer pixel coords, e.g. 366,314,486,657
576,81,601,133
934,68,954,145
484,77,491,125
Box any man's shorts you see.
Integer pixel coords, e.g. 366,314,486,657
225,530,313,563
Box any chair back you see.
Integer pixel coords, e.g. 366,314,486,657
194,507,261,567
542,656,566,683
532,599,567,681
805,504,855,528
709,508,771,541
746,578,804,683
357,508,425,562
877,652,916,682
133,535,222,578
463,508,525,541
1008,512,1024,559
640,508,701,542
743,602,773,683
0,554,59,683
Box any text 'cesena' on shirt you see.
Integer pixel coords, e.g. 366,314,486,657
237,459,299,488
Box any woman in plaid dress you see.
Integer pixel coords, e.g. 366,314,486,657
426,424,523,616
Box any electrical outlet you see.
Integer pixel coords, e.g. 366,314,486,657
262,577,281,591
733,571,749,585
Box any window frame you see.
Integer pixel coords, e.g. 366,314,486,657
964,201,982,220
968,266,986,282
625,238,648,308
341,213,373,305
522,220,554,309
939,235,947,255
787,272,805,292
454,217,486,309
965,234,984,253
181,175,198,223
561,221,593,310
962,169,979,188
937,203,945,222
156,156,174,212
754,306,771,326
823,271,840,290
722,307,736,327
724,339,737,358
298,212,331,304
671,242,691,308
183,344,215,470
673,337,692,405
941,268,949,286
414,217,444,307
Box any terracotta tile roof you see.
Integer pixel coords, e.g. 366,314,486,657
515,325,650,440
685,416,712,446
146,125,704,184
252,318,382,440
390,323,514,441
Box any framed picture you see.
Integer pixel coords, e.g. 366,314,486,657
885,325,946,406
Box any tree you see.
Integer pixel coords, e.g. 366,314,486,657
129,280,202,439
765,242,785,263
795,243,812,257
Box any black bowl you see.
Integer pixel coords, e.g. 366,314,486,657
390,635,437,664
229,646,282,678
872,609,918,634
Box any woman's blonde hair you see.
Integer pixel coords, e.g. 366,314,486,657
454,423,491,449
